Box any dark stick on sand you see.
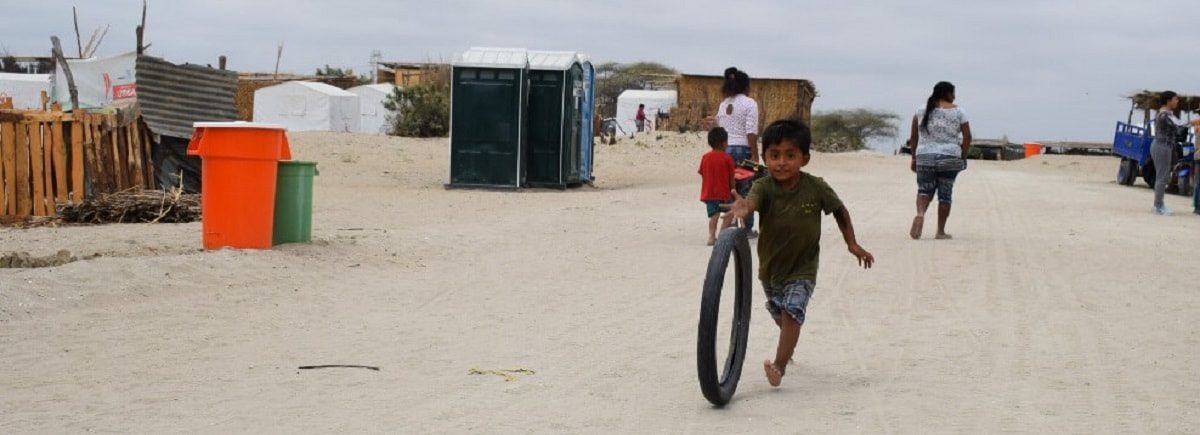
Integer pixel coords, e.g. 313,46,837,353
298,365,381,371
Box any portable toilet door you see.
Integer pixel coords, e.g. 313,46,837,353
578,58,596,183
448,48,529,188
526,51,583,188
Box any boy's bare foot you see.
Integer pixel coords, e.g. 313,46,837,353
910,216,923,239
706,238,715,246
764,360,783,387
935,233,952,240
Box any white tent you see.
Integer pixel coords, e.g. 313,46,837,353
348,84,397,135
0,73,51,109
252,81,359,132
616,90,676,135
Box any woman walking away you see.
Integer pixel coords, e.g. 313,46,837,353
909,81,971,239
715,68,761,236
1150,91,1200,215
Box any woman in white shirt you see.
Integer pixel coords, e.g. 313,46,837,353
714,69,761,235
908,81,971,240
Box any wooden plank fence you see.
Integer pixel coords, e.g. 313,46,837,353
0,98,153,218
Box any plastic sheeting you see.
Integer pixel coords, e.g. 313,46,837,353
615,90,676,135
0,73,50,109
51,51,137,111
348,84,396,135
252,81,359,132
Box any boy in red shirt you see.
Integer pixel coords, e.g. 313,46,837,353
699,127,738,245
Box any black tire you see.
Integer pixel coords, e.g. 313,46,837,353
1141,161,1156,188
1178,165,1193,196
697,227,753,407
1117,158,1136,186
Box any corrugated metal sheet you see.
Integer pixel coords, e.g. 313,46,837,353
136,55,237,139
454,47,528,69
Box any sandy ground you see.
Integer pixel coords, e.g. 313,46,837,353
2,131,1199,434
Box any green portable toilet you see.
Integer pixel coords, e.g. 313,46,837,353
449,48,529,188
525,51,584,188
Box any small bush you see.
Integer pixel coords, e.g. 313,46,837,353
383,84,449,137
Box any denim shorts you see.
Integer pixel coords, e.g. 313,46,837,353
704,200,731,217
916,154,965,204
762,279,816,324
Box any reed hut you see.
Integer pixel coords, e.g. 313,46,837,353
672,74,816,133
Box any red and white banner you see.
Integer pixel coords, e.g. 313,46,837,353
52,51,137,110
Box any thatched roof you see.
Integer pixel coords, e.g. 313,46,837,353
1128,90,1200,112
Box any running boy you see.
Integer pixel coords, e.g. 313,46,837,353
699,127,737,246
728,119,874,387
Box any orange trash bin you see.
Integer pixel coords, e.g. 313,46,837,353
1023,142,1043,157
187,122,292,250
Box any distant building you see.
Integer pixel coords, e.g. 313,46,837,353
672,74,816,133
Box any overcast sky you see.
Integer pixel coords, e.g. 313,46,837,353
6,0,1199,148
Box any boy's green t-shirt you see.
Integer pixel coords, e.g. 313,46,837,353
747,172,844,286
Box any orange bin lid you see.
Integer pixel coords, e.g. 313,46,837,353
187,122,292,160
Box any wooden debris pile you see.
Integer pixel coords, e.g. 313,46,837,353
56,188,200,224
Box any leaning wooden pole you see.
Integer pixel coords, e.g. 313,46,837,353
73,7,83,58
50,36,80,111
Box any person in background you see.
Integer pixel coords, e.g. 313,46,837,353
635,104,647,133
698,127,738,245
1149,91,1200,215
714,68,761,237
909,81,970,239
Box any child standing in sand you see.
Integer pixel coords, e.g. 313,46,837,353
728,119,874,387
699,127,737,246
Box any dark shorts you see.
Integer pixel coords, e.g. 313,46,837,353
704,200,731,217
762,280,815,324
916,154,965,204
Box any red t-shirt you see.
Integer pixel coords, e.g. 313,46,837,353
698,150,736,201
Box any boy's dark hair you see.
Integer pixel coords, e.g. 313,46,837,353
638,103,645,108
707,127,728,148
761,119,812,155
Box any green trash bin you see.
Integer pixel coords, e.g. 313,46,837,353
273,161,318,245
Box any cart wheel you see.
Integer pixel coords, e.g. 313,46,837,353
697,227,753,407
1117,158,1136,186
1141,161,1156,188
1179,169,1193,197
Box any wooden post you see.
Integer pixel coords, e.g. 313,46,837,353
52,113,68,204
0,123,5,214
50,37,80,111
41,121,55,212
2,121,15,215
28,121,46,215
73,7,84,58
70,115,84,202
14,120,31,216
136,0,147,55
110,114,123,190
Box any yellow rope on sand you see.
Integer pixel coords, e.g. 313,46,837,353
468,368,536,382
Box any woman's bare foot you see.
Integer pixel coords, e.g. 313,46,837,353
910,216,924,239
935,233,952,240
764,360,783,387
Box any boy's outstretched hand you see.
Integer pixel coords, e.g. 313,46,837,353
726,195,750,220
848,243,874,269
